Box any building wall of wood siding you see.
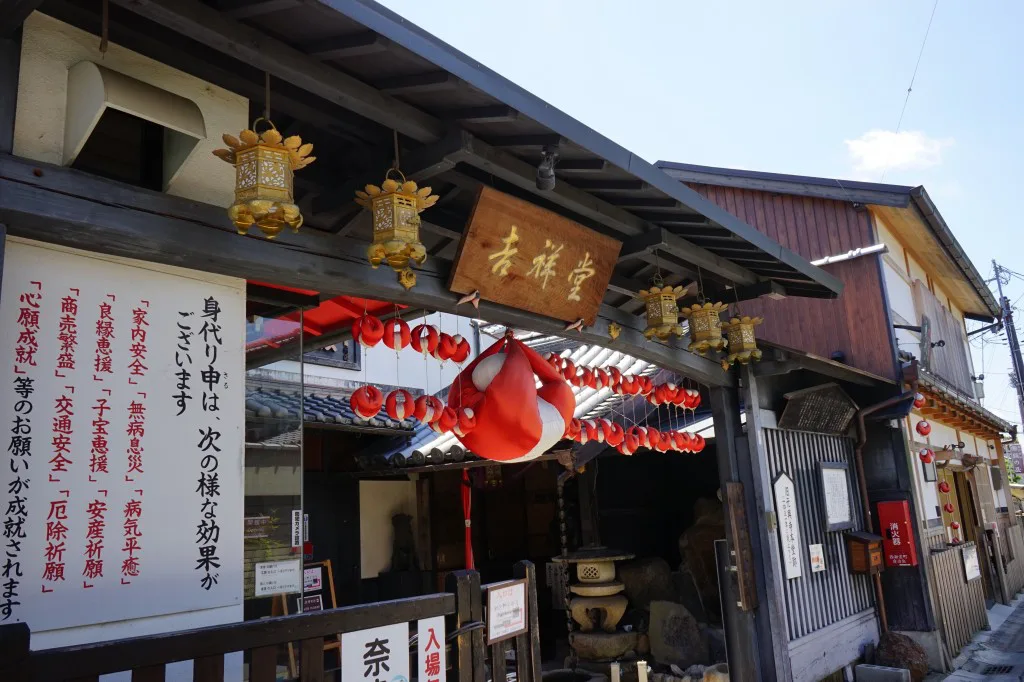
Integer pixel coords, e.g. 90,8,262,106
687,184,897,380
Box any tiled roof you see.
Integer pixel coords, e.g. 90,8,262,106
246,386,416,431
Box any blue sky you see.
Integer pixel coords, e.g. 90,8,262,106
379,0,1024,431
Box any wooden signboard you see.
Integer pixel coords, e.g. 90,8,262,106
778,383,858,436
449,186,621,325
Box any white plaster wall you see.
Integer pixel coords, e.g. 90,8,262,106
359,480,418,578
906,417,941,521
14,12,246,206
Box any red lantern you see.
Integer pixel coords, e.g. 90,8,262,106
938,481,951,494
434,333,458,362
918,448,934,464
353,314,385,347
411,324,439,357
350,385,383,419
915,420,931,436
382,318,411,350
384,389,415,421
913,392,926,409
414,395,444,423
446,336,575,462
450,335,472,364
944,502,955,514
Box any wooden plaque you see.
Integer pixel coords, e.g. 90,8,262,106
449,186,621,325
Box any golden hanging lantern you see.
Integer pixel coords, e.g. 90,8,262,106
213,119,315,239
637,283,688,342
720,316,764,370
680,301,728,355
355,169,438,289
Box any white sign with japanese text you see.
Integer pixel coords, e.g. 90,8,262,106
963,544,981,581
486,579,528,643
417,616,446,682
291,509,303,548
821,465,852,528
773,473,803,579
254,559,302,597
0,239,245,631
342,622,410,682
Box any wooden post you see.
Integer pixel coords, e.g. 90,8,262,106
446,570,479,682
468,572,485,682
706,385,764,682
513,561,542,682
0,30,20,155
0,623,31,682
739,365,793,682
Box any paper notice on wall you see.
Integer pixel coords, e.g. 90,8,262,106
254,559,301,597
0,239,245,631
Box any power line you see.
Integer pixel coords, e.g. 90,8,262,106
882,0,940,181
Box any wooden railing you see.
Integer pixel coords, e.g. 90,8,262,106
0,561,542,682
930,543,988,662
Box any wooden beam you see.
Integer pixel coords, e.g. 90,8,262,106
556,159,607,172
377,71,459,94
108,0,443,142
306,31,391,60
445,105,518,123
488,134,564,148
616,227,757,285
567,179,646,192
0,1,41,38
598,196,679,209
0,154,733,386
0,29,20,153
213,0,300,18
246,283,320,309
314,128,473,217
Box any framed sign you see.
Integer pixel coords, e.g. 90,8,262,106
449,186,621,325
254,559,302,597
963,544,981,581
304,566,323,591
773,473,802,579
486,578,528,643
819,462,855,532
301,593,324,612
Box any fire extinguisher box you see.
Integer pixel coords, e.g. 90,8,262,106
878,500,919,567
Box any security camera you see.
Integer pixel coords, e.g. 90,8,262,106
536,145,558,191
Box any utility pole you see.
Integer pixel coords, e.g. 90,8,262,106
993,260,1024,430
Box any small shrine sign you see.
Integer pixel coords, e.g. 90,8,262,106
449,186,621,325
778,383,858,436
773,473,803,579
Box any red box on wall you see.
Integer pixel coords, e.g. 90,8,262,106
877,500,919,567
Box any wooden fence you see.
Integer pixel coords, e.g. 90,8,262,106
930,543,988,662
0,561,542,682
1001,523,1024,599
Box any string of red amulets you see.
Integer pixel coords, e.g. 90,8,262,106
352,314,471,363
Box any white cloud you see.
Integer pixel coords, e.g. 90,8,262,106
844,130,954,177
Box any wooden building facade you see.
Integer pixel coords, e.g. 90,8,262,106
659,161,1020,672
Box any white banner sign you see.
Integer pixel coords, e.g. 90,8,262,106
342,623,410,682
0,240,245,631
417,616,446,682
773,473,803,580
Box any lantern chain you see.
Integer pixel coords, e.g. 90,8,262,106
556,469,577,669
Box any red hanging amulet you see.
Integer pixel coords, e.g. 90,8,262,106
450,336,471,364
915,420,931,436
938,481,950,494
384,389,415,421
414,395,444,423
410,324,439,356
913,392,926,409
350,385,383,419
944,502,954,514
433,333,458,362
353,314,385,347
382,318,411,350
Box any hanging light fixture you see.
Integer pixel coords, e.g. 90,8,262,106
356,130,439,289
720,315,764,370
680,301,729,356
637,278,688,342
213,120,314,238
